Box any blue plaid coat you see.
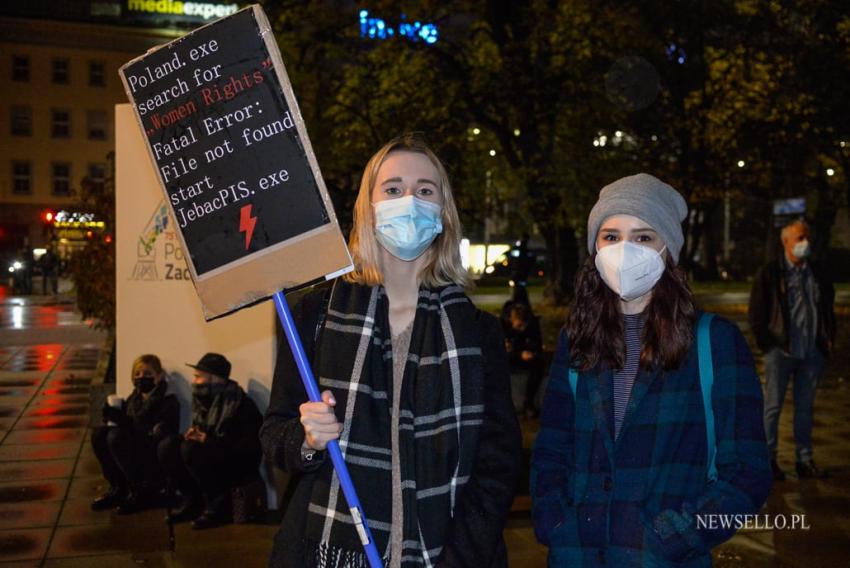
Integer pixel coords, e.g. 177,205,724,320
531,315,772,567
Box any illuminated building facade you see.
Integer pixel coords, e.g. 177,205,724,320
0,1,237,257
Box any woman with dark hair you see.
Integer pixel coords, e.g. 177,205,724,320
261,134,521,567
531,173,772,566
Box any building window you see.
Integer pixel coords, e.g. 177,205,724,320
52,58,70,84
52,163,71,196
89,61,106,87
87,111,107,140
11,106,32,137
12,161,32,195
52,109,71,138
12,55,29,82
88,163,106,189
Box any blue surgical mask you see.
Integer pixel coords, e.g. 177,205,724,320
374,196,443,261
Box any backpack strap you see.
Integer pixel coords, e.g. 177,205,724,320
566,315,718,482
698,312,718,482
568,367,578,399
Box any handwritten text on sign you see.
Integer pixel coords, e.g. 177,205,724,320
121,9,329,276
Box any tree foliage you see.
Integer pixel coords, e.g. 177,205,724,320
261,0,850,297
68,153,115,330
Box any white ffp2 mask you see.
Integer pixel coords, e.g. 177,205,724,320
595,241,666,301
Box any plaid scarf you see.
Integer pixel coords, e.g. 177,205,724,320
306,280,485,567
192,380,244,437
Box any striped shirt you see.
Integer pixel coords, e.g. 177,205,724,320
613,313,645,440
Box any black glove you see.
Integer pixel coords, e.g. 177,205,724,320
101,404,125,424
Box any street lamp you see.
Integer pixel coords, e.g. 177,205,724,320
826,168,835,177
737,160,745,168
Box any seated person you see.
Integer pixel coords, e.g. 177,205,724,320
91,354,180,513
504,303,545,417
159,353,263,530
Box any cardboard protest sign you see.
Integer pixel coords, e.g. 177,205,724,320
119,4,352,320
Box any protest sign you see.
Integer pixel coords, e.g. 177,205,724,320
119,4,352,320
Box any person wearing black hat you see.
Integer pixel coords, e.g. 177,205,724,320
158,352,263,529
91,354,180,514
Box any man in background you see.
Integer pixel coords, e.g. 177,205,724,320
749,219,835,480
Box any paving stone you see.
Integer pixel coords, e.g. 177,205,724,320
30,396,89,408
73,454,100,478
0,372,43,381
22,406,88,419
57,497,166,528
35,386,89,397
166,523,277,567
0,443,79,462
0,528,51,562
0,380,38,388
2,429,85,446
0,479,69,503
42,552,169,567
41,378,91,389
0,501,62,529
0,459,75,482
12,417,87,431
66,477,105,500
0,388,37,400
46,524,168,559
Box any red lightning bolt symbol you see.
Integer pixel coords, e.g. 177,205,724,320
239,204,257,250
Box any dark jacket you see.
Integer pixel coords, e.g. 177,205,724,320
260,286,522,567
748,258,835,355
115,381,180,443
504,316,543,360
532,316,772,567
193,381,263,457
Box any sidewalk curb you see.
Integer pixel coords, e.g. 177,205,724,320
88,331,116,429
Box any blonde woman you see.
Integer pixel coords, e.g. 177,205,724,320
261,134,521,567
91,354,179,514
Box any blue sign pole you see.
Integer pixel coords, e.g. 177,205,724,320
272,291,383,568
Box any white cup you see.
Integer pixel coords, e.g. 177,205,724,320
106,395,124,426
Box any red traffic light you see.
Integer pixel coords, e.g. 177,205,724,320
42,210,55,223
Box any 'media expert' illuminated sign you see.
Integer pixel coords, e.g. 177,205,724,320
127,0,239,21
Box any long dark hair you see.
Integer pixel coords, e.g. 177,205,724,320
566,254,697,372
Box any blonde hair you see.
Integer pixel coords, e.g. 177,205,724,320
345,134,470,288
132,354,163,376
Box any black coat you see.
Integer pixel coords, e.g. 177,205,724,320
115,381,180,443
503,316,543,360
748,258,835,355
194,384,263,458
260,287,522,567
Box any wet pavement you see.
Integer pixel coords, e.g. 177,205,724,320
0,289,280,567
0,286,848,566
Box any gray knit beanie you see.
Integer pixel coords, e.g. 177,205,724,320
586,173,688,263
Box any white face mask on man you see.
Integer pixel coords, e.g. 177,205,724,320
595,241,666,301
792,239,811,260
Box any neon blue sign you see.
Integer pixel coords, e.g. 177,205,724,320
359,10,439,44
